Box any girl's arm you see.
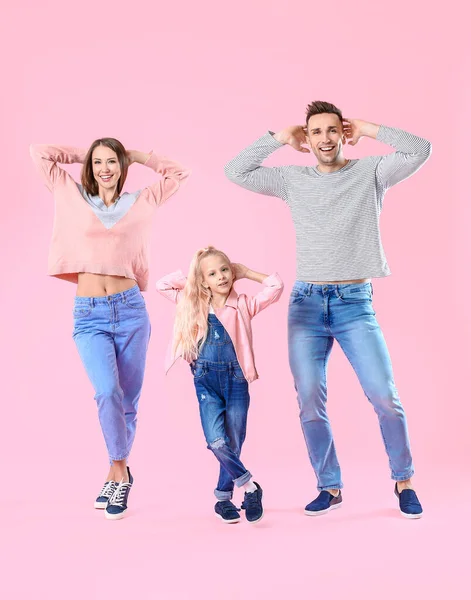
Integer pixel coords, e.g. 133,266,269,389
129,149,190,206
156,270,188,304
233,264,284,317
30,144,87,192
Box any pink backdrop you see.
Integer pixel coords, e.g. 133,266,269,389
2,1,469,598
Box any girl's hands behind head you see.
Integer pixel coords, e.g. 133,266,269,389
231,263,248,281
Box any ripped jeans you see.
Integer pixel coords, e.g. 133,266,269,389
192,314,252,501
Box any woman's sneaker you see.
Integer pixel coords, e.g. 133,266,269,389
214,501,241,524
241,482,264,523
94,481,118,509
105,468,134,520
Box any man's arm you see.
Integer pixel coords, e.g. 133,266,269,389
344,119,432,190
224,126,309,201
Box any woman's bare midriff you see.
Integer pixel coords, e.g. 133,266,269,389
76,273,138,297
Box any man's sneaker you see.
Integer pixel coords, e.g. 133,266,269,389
305,490,343,516
215,501,241,524
94,481,118,509
395,483,423,519
241,482,264,523
105,467,133,521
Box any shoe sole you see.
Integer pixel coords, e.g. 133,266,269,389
304,503,342,517
400,510,423,519
216,514,240,524
94,501,108,509
246,511,264,524
105,509,128,521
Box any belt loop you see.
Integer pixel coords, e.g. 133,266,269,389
307,283,312,296
90,297,95,308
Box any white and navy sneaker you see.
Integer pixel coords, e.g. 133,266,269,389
215,501,241,524
241,482,264,524
105,468,134,520
94,481,118,509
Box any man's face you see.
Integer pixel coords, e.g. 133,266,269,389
306,113,346,166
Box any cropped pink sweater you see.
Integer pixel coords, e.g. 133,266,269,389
30,145,190,290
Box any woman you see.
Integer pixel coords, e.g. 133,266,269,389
30,138,189,520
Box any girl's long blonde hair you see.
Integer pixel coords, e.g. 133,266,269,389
174,246,233,361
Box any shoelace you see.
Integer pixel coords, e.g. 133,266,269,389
108,480,132,507
98,481,118,499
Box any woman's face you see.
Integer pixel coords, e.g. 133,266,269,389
91,145,121,195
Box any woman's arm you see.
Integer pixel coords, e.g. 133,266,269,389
30,144,86,192
156,270,188,304
129,149,190,206
232,264,284,317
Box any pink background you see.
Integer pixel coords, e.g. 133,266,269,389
2,0,469,598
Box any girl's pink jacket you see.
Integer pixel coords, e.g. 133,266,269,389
156,271,284,383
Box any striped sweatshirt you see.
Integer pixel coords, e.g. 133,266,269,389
225,126,432,281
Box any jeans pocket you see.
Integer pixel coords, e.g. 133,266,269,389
338,285,372,304
191,361,206,379
232,365,246,381
124,293,146,310
289,289,307,306
73,305,92,318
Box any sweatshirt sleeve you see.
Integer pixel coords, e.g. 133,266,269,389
224,133,289,201
29,144,86,192
156,270,188,304
374,126,432,191
143,152,191,206
245,272,284,319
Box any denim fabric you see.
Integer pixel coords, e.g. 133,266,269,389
73,285,151,462
193,314,252,500
288,282,414,490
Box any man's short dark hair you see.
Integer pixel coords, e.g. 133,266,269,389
306,101,343,127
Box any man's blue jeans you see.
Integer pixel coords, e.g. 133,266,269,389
288,282,414,490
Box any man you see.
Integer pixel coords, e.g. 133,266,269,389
224,101,431,519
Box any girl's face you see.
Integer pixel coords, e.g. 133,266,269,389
92,145,121,195
200,255,234,299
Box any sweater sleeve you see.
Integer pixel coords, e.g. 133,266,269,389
156,270,188,303
29,144,86,192
375,126,432,191
224,133,289,201
143,152,191,206
244,272,284,319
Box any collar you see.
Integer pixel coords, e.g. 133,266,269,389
214,287,238,310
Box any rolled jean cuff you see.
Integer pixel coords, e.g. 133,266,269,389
318,483,343,492
392,468,414,482
234,470,252,488
214,489,233,501
109,453,129,463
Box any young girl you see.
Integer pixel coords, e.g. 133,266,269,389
30,138,189,520
156,246,283,524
